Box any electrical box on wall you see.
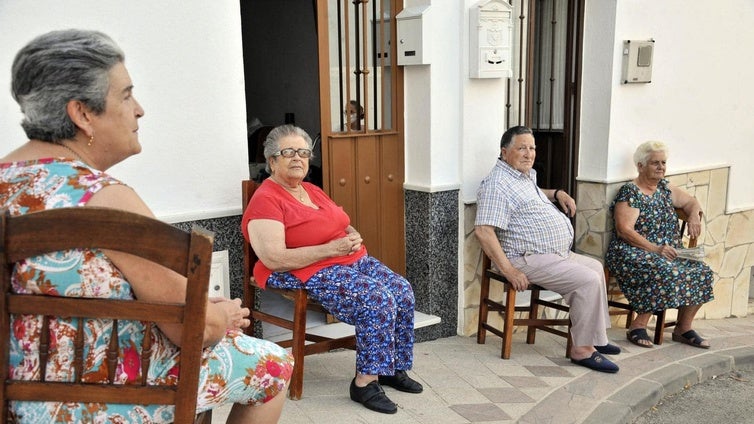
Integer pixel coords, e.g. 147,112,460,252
622,39,655,84
470,0,513,79
396,5,430,66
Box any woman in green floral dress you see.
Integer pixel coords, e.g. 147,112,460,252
606,141,714,349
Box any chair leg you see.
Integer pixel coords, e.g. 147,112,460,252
501,289,517,359
288,290,308,400
654,310,667,345
477,274,490,344
526,288,540,345
626,310,634,329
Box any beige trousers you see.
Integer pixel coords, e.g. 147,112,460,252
509,252,610,347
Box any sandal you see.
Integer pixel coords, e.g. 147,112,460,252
627,328,654,348
672,330,710,349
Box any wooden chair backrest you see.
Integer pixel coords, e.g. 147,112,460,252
0,207,214,423
674,207,702,248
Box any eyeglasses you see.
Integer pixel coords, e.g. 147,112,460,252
273,148,312,159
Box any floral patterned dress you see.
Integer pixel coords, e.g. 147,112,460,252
605,179,714,314
1,158,293,424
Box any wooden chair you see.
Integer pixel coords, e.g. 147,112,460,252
605,208,702,345
241,180,356,400
477,251,572,359
0,207,214,424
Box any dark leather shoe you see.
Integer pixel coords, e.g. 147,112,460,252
349,379,397,414
378,370,423,393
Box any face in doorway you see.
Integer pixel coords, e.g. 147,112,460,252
501,133,536,174
344,101,363,129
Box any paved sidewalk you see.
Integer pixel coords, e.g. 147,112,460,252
213,314,754,423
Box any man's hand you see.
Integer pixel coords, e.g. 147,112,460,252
554,190,577,217
503,267,530,291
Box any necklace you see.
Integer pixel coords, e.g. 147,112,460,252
274,178,305,202
292,185,305,202
56,142,83,162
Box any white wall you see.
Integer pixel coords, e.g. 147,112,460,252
0,0,248,222
460,0,517,204
580,0,754,212
403,0,463,193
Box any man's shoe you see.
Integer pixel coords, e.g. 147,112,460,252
378,370,423,393
570,351,619,373
594,343,621,355
349,379,397,414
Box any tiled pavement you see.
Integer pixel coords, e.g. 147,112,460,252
212,314,754,424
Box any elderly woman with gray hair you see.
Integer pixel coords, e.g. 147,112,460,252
1,29,292,423
241,124,422,415
605,141,714,349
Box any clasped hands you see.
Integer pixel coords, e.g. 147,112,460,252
330,230,363,256
210,297,250,331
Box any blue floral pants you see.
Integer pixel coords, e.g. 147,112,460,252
267,255,415,375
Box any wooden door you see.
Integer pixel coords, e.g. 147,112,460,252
315,0,406,274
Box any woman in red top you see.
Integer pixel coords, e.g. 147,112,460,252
242,124,421,414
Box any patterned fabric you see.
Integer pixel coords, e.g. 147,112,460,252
1,158,293,423
267,255,414,375
605,180,714,313
475,159,573,258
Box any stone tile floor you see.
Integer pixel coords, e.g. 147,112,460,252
211,314,754,423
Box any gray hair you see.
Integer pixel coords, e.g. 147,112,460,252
11,29,125,142
500,125,533,148
633,140,668,167
263,124,314,174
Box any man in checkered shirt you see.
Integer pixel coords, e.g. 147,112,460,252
475,126,619,373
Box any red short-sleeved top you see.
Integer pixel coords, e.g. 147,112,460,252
241,179,367,288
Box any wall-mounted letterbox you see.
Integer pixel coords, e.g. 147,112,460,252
396,5,431,66
622,39,655,84
470,0,513,78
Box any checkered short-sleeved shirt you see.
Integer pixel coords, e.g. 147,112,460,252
475,159,574,258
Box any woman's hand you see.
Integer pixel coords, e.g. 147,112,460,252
656,244,677,260
329,233,362,256
686,216,702,239
345,227,363,253
213,298,250,331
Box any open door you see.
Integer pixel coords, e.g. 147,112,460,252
315,0,406,274
506,0,583,195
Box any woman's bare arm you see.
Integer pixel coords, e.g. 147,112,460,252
247,219,357,271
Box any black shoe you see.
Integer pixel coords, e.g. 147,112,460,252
594,343,621,355
571,352,619,373
378,370,423,393
349,378,397,414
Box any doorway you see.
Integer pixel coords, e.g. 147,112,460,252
506,0,584,194
239,0,323,186
239,0,406,274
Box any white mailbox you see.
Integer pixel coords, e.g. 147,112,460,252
622,39,655,84
396,5,430,66
470,0,513,78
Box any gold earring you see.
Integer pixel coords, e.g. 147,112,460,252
87,135,94,146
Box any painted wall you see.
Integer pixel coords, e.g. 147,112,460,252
0,0,248,222
403,0,464,194
580,0,754,212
